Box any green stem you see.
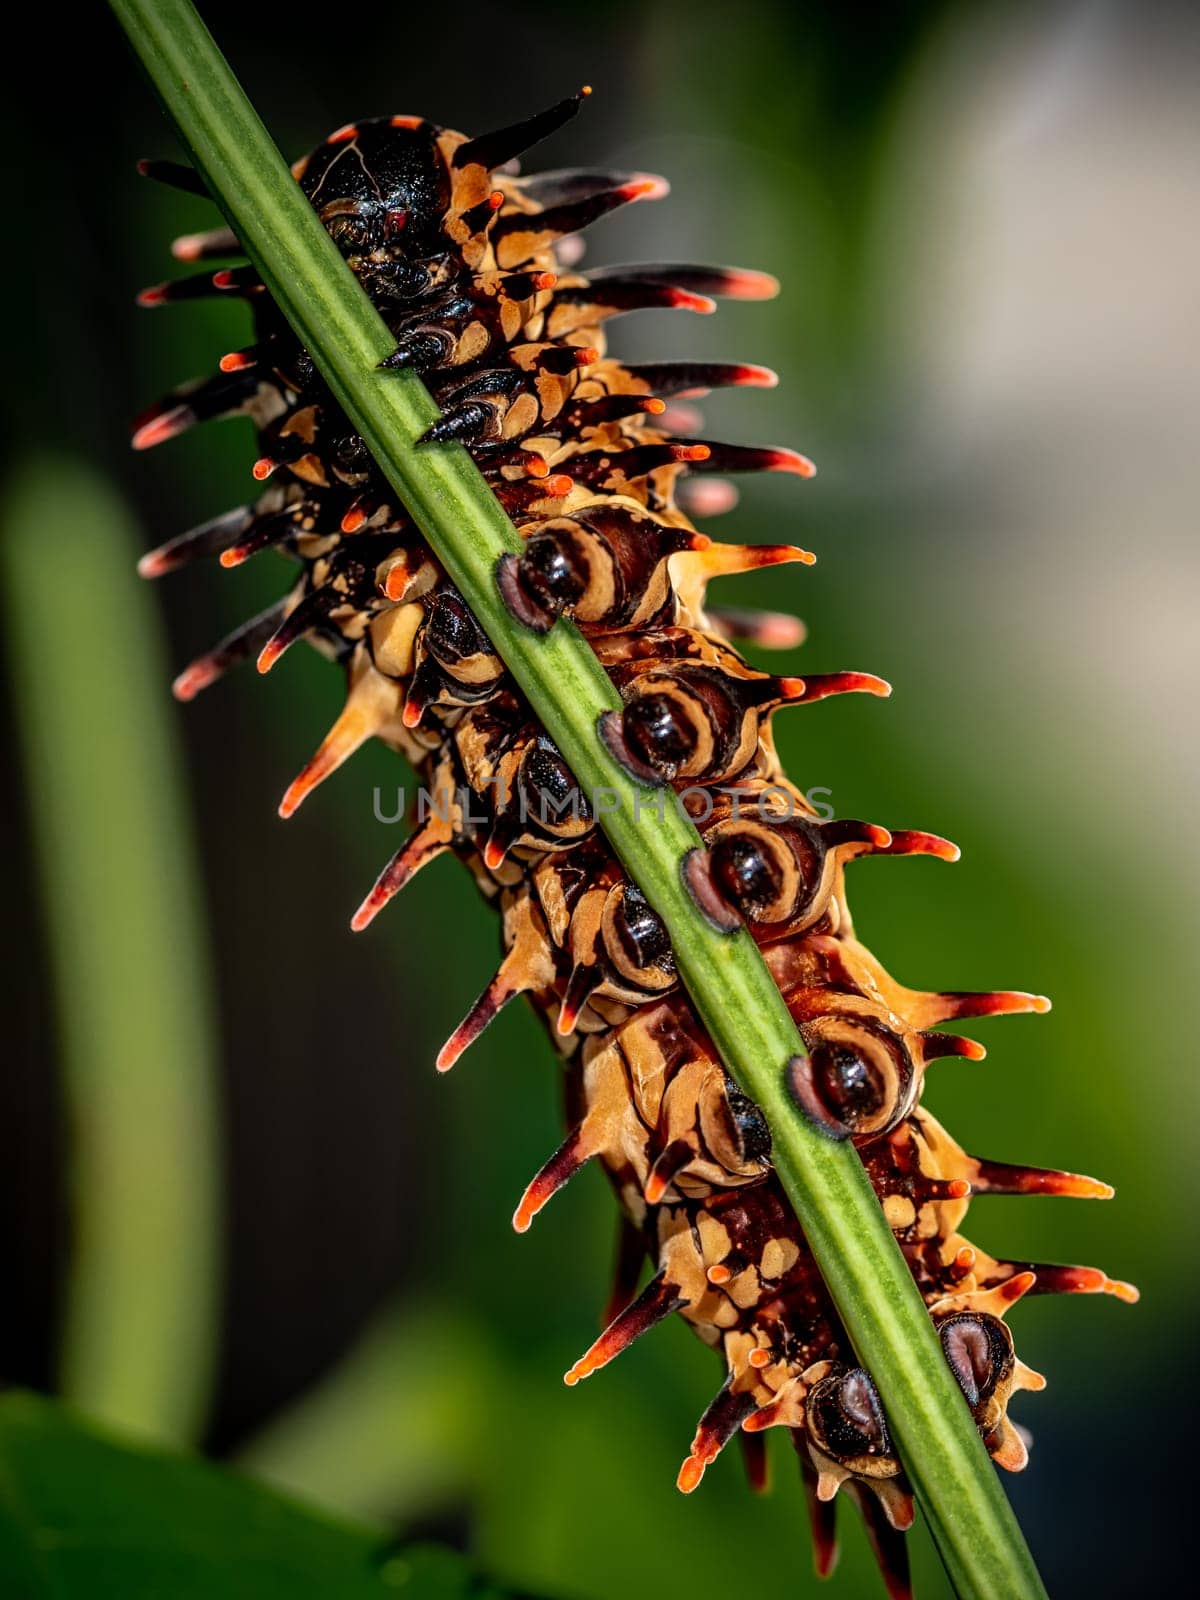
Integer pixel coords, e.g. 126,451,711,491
110,2,1046,1592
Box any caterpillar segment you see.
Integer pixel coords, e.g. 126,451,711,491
135,93,1136,1596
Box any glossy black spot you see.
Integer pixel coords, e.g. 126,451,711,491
332,432,370,472
724,1083,772,1163
810,1043,885,1127
426,591,488,665
611,885,673,973
522,534,587,612
709,835,781,915
519,739,588,826
623,693,695,772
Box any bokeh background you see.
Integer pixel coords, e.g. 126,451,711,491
3,0,1197,1594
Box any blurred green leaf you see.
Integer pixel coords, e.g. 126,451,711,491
0,1392,526,1600
1,458,221,1444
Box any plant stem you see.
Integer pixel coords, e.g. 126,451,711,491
110,2,1047,1592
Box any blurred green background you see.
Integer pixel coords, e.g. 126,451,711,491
2,0,1196,1594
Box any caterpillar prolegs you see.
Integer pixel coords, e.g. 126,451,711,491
134,92,1136,1596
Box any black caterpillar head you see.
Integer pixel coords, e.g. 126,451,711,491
299,118,452,262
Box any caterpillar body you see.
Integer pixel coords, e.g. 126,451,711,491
133,92,1135,1597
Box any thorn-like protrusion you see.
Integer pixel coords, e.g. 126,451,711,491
563,1272,682,1386
351,817,454,931
170,600,287,702
278,663,400,819
453,88,592,171
512,1125,595,1232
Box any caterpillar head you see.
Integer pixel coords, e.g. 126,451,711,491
300,117,452,263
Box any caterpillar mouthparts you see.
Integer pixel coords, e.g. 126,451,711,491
134,91,1134,1598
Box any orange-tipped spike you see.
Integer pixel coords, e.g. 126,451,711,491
513,1125,595,1233
557,962,602,1035
382,559,419,602
951,1246,977,1280
168,601,287,701
1017,1263,1138,1304
777,671,892,704
762,446,814,476
619,174,670,204
131,407,191,451
914,1177,972,1202
644,1138,695,1204
278,666,398,819
717,268,779,299
341,504,368,534
687,541,816,579
921,1032,988,1061
482,835,508,870
563,1273,682,1386
400,693,426,730
689,440,816,478
740,1396,787,1433
172,660,219,702
664,288,717,314
218,348,255,373
995,1270,1039,1307
878,829,961,863
923,990,1051,1024
351,819,453,932
256,636,287,675
965,1155,1114,1200
676,1387,757,1493
252,456,277,481
436,956,528,1072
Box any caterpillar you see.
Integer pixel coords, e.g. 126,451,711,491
133,92,1136,1596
